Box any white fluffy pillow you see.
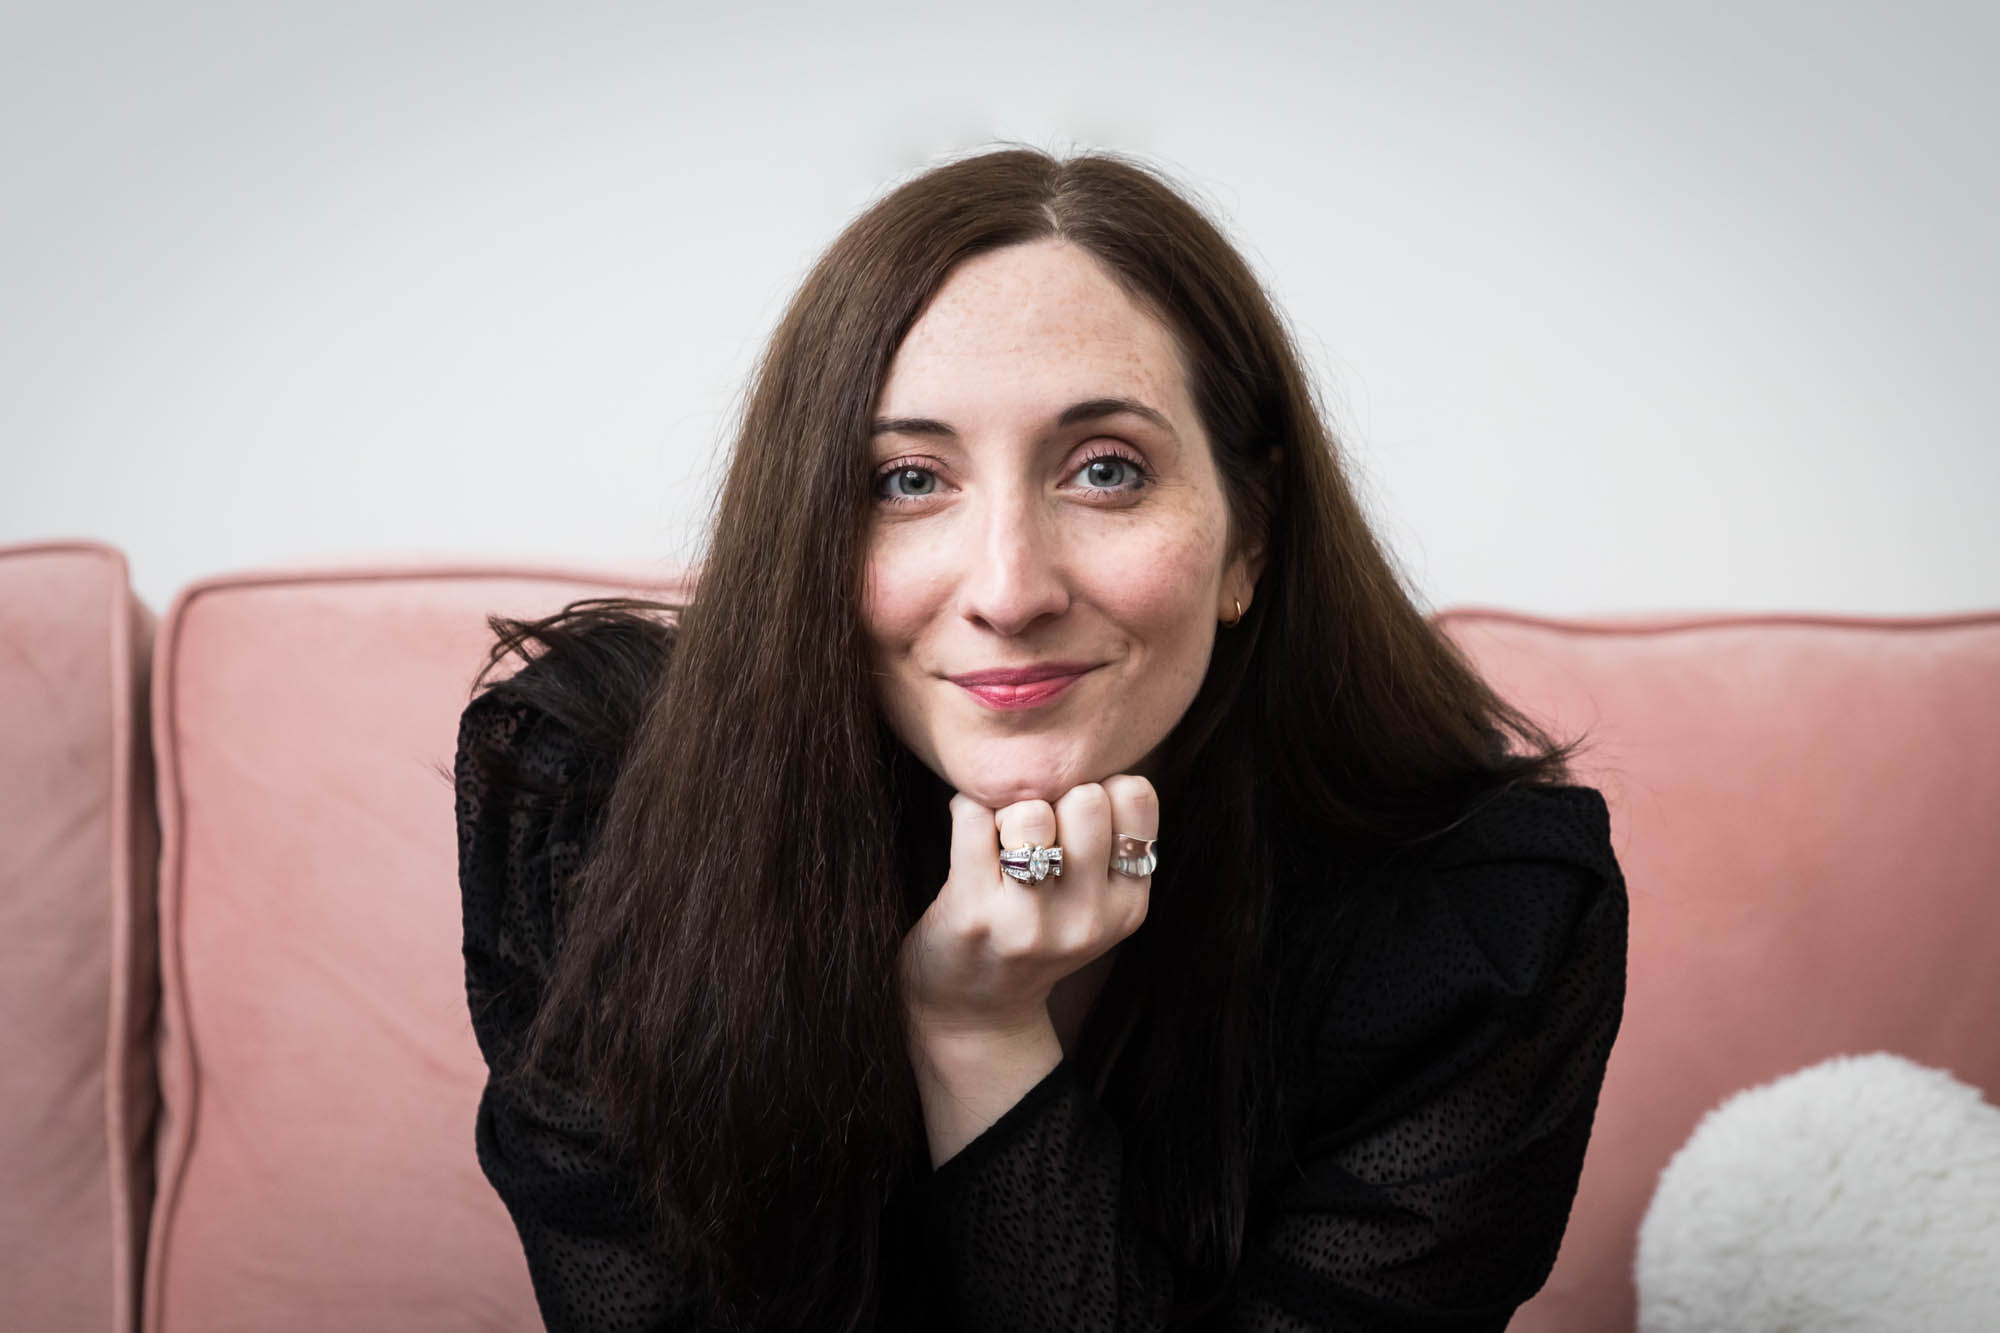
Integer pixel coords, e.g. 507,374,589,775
1636,1052,2000,1332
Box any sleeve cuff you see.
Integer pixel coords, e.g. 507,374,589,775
926,1057,1086,1199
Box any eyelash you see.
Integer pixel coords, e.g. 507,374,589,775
872,445,1153,505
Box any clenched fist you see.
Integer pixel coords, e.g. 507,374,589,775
900,775,1158,1163
903,775,1158,1036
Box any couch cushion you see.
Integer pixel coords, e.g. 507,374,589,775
1437,610,2000,1333
143,561,687,1333
0,540,157,1333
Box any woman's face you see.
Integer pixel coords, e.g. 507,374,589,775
863,239,1258,809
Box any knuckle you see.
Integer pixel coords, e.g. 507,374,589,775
1105,774,1159,820
1074,920,1114,956
933,899,977,941
998,799,1056,829
989,927,1037,963
1060,783,1109,816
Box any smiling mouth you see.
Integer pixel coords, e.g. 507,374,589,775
948,665,1096,711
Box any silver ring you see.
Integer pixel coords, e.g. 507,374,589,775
1109,833,1158,878
999,843,1064,884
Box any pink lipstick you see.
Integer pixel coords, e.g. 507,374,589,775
948,663,1095,711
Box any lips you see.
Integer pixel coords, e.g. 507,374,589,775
947,662,1096,711
948,663,1095,687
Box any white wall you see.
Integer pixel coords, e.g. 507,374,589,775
4,1,1994,614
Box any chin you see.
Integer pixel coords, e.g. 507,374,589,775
954,773,1076,809
936,737,1133,810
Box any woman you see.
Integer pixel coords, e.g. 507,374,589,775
456,147,1626,1333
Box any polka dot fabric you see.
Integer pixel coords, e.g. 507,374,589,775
920,788,1626,1332
457,652,1626,1331
459,691,696,1330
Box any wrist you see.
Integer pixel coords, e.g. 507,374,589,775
910,1002,1051,1048
912,1010,1060,1079
909,1015,1063,1167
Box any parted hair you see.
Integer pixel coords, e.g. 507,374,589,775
476,146,1574,1332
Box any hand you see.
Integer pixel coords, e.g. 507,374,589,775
901,775,1158,1044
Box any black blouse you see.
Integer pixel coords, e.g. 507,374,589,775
456,650,1627,1332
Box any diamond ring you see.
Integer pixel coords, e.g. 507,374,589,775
999,844,1064,884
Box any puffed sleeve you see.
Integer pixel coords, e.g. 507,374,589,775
919,784,1626,1332
1232,785,1626,1330
456,683,697,1332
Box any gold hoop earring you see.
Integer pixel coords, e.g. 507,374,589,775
1223,597,1244,628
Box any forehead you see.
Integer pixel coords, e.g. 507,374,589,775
878,240,1193,419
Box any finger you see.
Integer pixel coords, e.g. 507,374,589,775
1102,774,1158,935
994,799,1059,885
1102,774,1160,844
1051,782,1112,891
946,792,998,893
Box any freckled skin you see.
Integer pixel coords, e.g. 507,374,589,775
863,239,1255,808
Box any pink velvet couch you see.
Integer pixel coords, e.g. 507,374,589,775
6,537,1998,1333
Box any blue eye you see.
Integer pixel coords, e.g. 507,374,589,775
1074,454,1145,491
877,466,939,500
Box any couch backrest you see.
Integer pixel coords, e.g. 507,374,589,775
142,562,686,1333
41,555,1995,1333
1439,609,2000,1333
0,540,157,1333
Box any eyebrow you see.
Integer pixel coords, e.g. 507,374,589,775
869,396,1178,440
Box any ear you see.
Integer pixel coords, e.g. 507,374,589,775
1240,535,1268,590
1223,445,1279,616
1220,541,1266,623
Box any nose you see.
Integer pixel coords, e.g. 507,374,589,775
955,488,1071,637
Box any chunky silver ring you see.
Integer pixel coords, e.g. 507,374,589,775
999,844,1064,884
1109,833,1159,878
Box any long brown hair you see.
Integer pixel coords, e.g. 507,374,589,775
480,147,1573,1330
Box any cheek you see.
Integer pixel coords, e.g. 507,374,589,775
1091,524,1226,640
860,553,931,750
861,535,947,655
